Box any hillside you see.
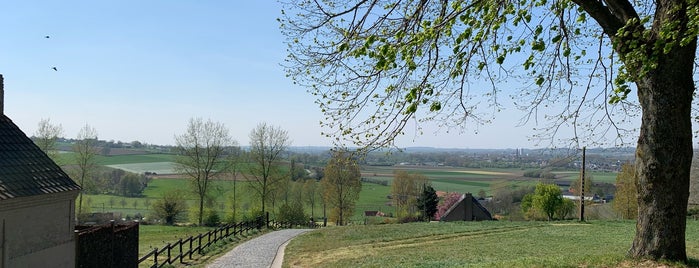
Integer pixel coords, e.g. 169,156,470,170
284,220,699,267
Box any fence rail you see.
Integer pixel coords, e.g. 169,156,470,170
138,216,318,268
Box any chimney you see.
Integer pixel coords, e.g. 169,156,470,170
0,74,3,115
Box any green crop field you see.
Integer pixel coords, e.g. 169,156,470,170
553,170,618,184
284,220,699,267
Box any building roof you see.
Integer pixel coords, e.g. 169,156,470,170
0,114,80,200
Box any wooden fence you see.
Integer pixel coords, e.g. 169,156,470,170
138,216,320,268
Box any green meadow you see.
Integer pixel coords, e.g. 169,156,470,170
284,220,699,267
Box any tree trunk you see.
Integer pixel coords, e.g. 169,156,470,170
199,196,204,226
629,38,695,262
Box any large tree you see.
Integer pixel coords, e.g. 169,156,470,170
73,123,99,216
246,122,291,215
281,0,697,261
175,118,235,226
322,150,362,225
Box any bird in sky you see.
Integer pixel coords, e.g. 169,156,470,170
52,67,58,71
45,35,50,39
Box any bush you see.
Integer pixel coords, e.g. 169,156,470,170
204,209,221,227
151,190,188,225
277,202,307,225
398,214,421,223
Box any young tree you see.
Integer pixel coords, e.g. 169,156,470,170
152,190,188,225
614,163,638,219
174,118,235,226
322,150,362,225
532,183,564,221
228,148,245,223
33,118,63,161
488,187,515,216
74,124,99,216
556,198,576,220
246,122,290,215
477,189,487,199
391,171,428,219
303,179,320,219
570,174,594,196
281,0,698,261
416,185,439,221
119,173,143,197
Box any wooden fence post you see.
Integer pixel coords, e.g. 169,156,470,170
154,247,159,268
179,238,183,263
198,234,203,254
189,236,193,259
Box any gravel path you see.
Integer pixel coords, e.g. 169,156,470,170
207,229,312,268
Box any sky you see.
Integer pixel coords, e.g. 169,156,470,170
0,1,642,149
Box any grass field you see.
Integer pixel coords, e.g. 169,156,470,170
284,220,699,267
83,178,260,221
553,170,618,184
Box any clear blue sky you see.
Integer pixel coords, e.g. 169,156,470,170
0,1,642,149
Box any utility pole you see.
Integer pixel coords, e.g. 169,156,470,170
579,147,586,222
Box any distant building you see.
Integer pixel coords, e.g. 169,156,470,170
364,211,385,217
440,193,493,221
0,74,81,267
562,190,601,202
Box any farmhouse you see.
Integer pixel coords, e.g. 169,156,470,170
0,74,81,267
440,193,493,221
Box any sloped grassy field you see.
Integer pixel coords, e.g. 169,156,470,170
284,220,699,267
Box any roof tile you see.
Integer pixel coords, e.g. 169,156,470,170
0,115,80,200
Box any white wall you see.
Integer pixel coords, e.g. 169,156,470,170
0,191,77,268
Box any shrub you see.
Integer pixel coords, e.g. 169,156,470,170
204,209,221,227
151,190,188,225
277,202,307,225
